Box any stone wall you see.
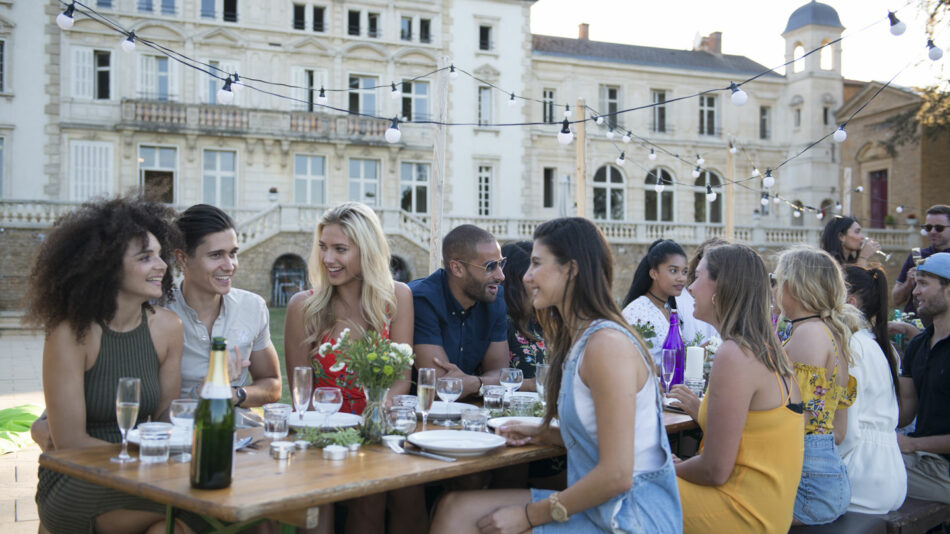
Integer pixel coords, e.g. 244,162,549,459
0,229,45,312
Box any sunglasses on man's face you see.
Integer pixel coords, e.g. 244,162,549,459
455,257,508,273
921,224,948,233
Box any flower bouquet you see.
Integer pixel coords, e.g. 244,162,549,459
631,320,657,349
316,328,414,443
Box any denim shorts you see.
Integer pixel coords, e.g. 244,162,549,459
794,433,851,525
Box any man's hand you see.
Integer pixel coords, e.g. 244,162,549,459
897,433,918,454
432,357,467,380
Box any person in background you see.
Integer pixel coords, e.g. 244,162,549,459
168,204,281,409
897,252,950,504
892,204,950,316
431,217,681,533
501,241,545,391
820,215,882,268
672,244,803,534
284,202,422,534
775,246,861,526
27,196,205,533
839,265,906,514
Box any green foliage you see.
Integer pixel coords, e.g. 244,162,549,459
298,426,363,448
630,320,656,349
0,405,43,455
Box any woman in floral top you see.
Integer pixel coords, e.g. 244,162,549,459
502,242,546,390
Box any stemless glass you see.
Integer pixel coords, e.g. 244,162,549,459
535,363,550,407
417,368,436,431
292,366,313,423
111,377,141,463
912,247,924,266
312,387,343,429
389,407,417,435
661,349,677,396
434,377,463,427
169,398,198,463
499,368,524,405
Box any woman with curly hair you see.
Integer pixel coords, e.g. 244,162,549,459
26,196,204,534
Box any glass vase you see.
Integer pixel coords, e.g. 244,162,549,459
361,385,390,444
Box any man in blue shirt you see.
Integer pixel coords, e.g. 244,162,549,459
410,224,509,399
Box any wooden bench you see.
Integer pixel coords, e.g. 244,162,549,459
788,498,950,534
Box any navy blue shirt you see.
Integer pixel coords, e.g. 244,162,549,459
409,269,508,375
901,325,950,463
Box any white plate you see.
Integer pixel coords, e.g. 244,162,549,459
487,416,559,429
288,411,361,429
407,430,506,457
127,427,191,448
417,402,477,420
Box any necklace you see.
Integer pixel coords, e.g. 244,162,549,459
646,290,668,306
789,314,821,324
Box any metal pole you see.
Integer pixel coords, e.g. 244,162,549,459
842,167,852,216
429,56,449,274
574,98,586,217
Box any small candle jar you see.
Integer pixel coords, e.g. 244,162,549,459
323,445,347,460
270,441,295,460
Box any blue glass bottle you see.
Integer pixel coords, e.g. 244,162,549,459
662,310,686,386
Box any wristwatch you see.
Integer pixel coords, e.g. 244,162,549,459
233,386,247,407
548,492,569,523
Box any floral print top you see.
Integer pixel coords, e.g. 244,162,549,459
507,316,545,379
787,327,857,435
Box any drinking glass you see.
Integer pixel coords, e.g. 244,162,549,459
912,247,924,266
434,377,463,426
461,407,490,432
499,368,524,405
262,403,292,440
417,368,436,431
661,349,677,396
389,407,417,435
312,387,343,428
482,385,505,415
111,377,140,464
535,363,550,407
169,398,197,462
392,394,417,410
292,366,313,423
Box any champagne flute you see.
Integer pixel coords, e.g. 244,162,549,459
499,368,524,407
535,363,550,408
169,398,198,463
434,377,463,427
417,368,436,431
292,366,313,423
111,377,140,463
312,387,343,429
661,349,677,397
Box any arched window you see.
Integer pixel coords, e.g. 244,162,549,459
820,39,833,70
271,254,308,307
793,43,805,73
644,168,674,222
693,170,722,223
593,165,625,220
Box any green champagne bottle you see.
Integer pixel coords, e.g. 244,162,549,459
191,336,235,489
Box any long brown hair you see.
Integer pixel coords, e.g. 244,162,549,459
533,218,649,427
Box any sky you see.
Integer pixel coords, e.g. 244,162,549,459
530,0,946,89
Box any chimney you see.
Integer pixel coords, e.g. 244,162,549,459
578,23,589,40
696,31,722,55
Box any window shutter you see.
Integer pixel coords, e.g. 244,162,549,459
69,141,114,200
72,47,94,99
137,54,154,98
290,67,307,110
168,57,180,101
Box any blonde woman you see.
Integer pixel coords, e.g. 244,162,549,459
774,246,863,526
284,202,420,534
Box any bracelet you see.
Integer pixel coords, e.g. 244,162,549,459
524,503,535,528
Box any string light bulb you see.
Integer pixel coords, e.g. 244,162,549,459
763,169,775,188
833,124,848,142
835,202,843,211
217,76,234,104
231,73,244,92
817,212,825,220
316,87,327,106
729,142,737,154
921,227,929,236
793,209,802,218
654,181,665,194
896,205,904,213
616,152,626,166
648,148,656,160
752,167,760,177
773,195,781,204
622,131,631,143
928,39,944,61
508,93,517,107
449,64,459,79
121,31,136,53
761,195,769,206
705,184,717,202
855,185,865,193
595,115,604,125
606,128,615,139
888,12,906,36
729,82,748,106
391,82,400,100
696,154,705,166
385,117,402,143
56,3,76,30
557,119,573,145
692,166,701,178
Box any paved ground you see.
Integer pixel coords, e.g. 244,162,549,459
0,330,45,533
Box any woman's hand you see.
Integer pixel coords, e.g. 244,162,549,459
497,422,542,447
667,384,701,421
476,505,532,534
858,238,881,261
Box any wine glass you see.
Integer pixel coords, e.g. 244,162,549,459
417,368,436,431
434,377,463,427
661,349,677,396
499,368,524,406
292,366,313,423
312,387,343,429
169,398,197,463
111,377,140,463
535,363,550,408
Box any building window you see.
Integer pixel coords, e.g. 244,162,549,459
759,106,771,140
645,168,674,222
293,4,305,30
202,150,236,208
348,158,379,206
138,0,153,12
651,90,667,133
542,88,555,123
139,145,176,204
794,107,802,128
348,75,377,115
698,95,717,136
72,47,112,100
223,0,237,22
137,0,175,14
138,54,175,101
823,106,830,126
0,138,5,197
161,0,175,14
348,10,360,35
97,0,113,7
760,192,770,216
69,140,114,201
478,25,492,51
820,40,833,70
401,80,429,121
400,162,430,214
543,167,555,208
293,67,326,111
368,13,379,38
694,171,722,223
477,86,492,125
400,17,412,41
0,40,4,93
294,154,326,205
593,165,624,220
313,7,325,32
200,0,214,18
793,44,805,73
477,165,492,215
94,51,111,99
420,19,431,43
869,169,888,228
600,85,621,130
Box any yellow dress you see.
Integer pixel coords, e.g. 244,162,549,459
678,375,805,534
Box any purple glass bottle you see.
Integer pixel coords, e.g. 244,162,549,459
662,310,686,386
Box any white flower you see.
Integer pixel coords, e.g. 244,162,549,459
704,336,722,355
318,342,333,356
392,342,413,357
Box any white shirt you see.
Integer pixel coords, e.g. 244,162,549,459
621,294,714,368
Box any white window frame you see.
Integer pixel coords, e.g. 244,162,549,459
592,164,625,221
69,140,114,200
401,79,429,121
138,53,179,101
137,0,176,15
542,88,555,123
400,161,430,214
200,0,215,18
348,73,378,115
698,95,717,136
599,84,621,130
477,24,493,51
651,89,667,133
348,158,380,206
477,165,492,216
312,6,326,32
693,170,723,224
138,144,178,203
477,86,493,126
645,168,675,222
292,66,328,111
759,105,771,140
72,46,114,100
202,149,237,208
400,16,412,41
294,153,326,205
542,167,555,209
292,3,306,30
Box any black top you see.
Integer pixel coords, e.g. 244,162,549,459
901,325,950,463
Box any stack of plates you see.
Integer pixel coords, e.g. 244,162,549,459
417,402,477,421
288,412,362,429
